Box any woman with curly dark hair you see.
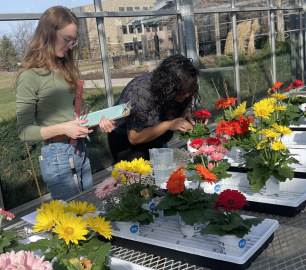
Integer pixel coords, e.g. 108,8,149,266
100,54,201,162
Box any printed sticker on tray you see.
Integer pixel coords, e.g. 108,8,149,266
214,184,221,192
238,239,247,249
130,225,139,234
150,203,155,211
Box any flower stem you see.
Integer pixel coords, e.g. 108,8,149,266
86,231,97,242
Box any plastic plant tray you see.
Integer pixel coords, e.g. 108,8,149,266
221,170,306,216
110,215,279,270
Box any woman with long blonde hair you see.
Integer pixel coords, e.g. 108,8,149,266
16,6,114,200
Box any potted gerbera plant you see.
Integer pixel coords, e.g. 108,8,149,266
201,189,265,256
186,136,232,193
179,109,211,152
239,98,300,195
155,166,218,237
96,158,157,235
15,200,113,270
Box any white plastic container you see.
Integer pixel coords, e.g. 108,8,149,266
114,221,140,235
224,147,246,164
179,214,209,237
187,139,198,153
217,234,247,256
259,176,280,196
201,182,222,194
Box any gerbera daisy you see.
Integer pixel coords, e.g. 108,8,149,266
216,120,227,135
111,160,131,179
213,189,249,211
208,163,214,169
256,139,269,150
205,137,221,146
222,97,237,108
0,209,14,221
95,177,117,199
271,140,286,151
130,158,152,175
193,109,211,118
53,213,88,245
189,138,205,149
271,123,292,136
284,86,291,92
79,258,93,270
215,98,225,109
166,171,185,194
38,200,67,214
232,101,246,117
194,145,215,156
33,207,62,233
175,165,186,173
86,215,113,240
117,169,140,181
224,121,239,136
65,201,97,216
214,145,229,154
271,93,287,100
195,164,217,185
291,79,304,89
273,105,286,111
210,152,223,161
253,99,275,119
236,119,249,134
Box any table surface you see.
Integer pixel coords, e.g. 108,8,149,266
3,149,306,270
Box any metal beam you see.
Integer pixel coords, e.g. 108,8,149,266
182,0,198,66
94,0,114,107
231,0,241,105
269,0,277,83
176,0,185,56
299,0,304,83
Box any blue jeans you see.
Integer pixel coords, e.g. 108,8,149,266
39,139,93,201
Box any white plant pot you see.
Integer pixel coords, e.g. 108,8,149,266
187,139,198,153
259,176,280,196
200,182,222,194
142,198,157,211
225,146,246,163
114,221,140,235
179,214,209,237
217,234,247,256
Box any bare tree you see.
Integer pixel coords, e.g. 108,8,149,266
9,21,36,58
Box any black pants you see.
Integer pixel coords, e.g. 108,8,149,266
108,131,163,162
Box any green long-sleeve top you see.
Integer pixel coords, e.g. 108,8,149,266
16,68,80,142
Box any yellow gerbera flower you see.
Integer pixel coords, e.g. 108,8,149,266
253,99,275,119
257,129,280,138
79,258,92,270
65,201,97,216
38,200,66,214
53,213,88,245
273,105,286,111
266,98,276,105
257,139,269,149
33,207,62,233
233,101,246,117
130,158,152,175
111,160,131,178
271,140,286,151
271,123,292,136
86,215,113,240
271,93,287,100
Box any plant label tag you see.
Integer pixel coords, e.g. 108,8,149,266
188,152,194,163
140,189,149,198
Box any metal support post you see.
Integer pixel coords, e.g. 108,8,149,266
299,0,304,83
269,0,277,83
214,13,221,56
182,0,198,66
176,0,185,56
231,0,241,105
94,0,114,107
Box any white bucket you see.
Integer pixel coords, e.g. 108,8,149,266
179,214,209,237
114,221,140,235
217,234,247,256
200,182,222,194
259,176,280,196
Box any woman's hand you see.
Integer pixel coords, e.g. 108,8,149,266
168,117,193,132
181,109,195,125
99,116,115,133
62,120,94,139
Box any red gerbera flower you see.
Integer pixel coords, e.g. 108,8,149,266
205,137,221,146
222,97,237,109
272,81,283,90
291,80,304,89
216,134,229,144
213,189,249,211
189,138,205,149
284,86,291,92
166,171,186,194
193,109,211,118
175,165,186,173
215,98,225,109
224,121,239,136
216,120,227,135
236,119,249,134
194,164,217,185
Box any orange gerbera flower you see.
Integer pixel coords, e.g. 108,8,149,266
166,171,185,194
195,164,217,185
175,165,186,173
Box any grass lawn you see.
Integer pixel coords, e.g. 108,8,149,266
0,73,17,123
78,61,114,72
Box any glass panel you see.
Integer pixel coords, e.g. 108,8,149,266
273,0,298,6
195,13,236,123
194,0,230,9
0,0,94,13
235,0,268,7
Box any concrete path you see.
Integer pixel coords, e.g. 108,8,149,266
84,78,134,88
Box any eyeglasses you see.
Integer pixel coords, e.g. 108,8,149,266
56,31,78,48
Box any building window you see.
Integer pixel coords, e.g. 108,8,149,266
146,27,150,32
149,6,153,9
152,26,157,33
129,26,135,34
143,7,148,10
119,7,125,11
126,7,133,11
124,41,143,52
122,26,128,34
137,27,142,33
135,7,140,11
159,26,163,31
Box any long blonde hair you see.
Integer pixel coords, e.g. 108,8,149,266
16,6,80,92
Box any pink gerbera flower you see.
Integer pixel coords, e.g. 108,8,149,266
95,177,117,199
194,145,216,156
0,251,52,270
117,169,140,180
214,146,229,154
0,209,15,221
208,163,214,169
210,152,223,161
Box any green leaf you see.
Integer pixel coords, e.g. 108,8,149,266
0,237,11,253
274,165,294,181
87,242,112,264
221,214,243,231
179,208,206,226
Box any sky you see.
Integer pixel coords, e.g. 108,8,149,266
0,0,95,33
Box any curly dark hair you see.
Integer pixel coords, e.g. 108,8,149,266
150,54,200,120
